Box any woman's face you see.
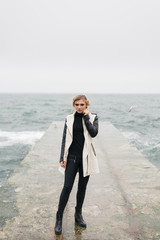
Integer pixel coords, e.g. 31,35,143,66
74,99,87,114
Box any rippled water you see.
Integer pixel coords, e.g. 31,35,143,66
0,93,160,187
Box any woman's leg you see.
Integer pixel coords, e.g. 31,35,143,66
57,156,79,215
75,162,90,227
76,163,90,211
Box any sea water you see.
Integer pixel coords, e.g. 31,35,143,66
0,93,160,187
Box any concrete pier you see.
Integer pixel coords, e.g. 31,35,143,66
0,121,160,240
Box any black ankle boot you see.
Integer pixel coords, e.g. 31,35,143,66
75,207,87,228
54,212,63,235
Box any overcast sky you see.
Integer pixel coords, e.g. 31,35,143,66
0,0,160,93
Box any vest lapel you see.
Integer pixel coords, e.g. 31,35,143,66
66,113,75,136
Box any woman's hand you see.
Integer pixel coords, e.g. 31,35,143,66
60,161,66,168
83,108,89,115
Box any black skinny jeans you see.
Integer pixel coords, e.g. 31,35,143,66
57,154,90,215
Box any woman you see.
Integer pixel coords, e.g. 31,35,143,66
54,94,99,235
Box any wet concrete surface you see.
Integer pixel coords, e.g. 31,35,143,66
0,121,160,240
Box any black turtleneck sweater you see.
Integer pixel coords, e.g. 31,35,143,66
68,112,84,157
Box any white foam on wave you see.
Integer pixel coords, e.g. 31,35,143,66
121,131,141,141
120,130,146,146
121,130,160,150
0,130,44,147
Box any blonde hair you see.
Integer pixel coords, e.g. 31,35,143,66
72,94,90,107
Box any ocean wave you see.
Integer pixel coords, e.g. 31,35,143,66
121,130,160,154
137,115,146,119
151,122,160,128
121,130,151,149
147,144,160,155
0,130,44,147
126,120,135,124
121,131,141,141
22,110,37,116
152,117,160,122
43,103,52,106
